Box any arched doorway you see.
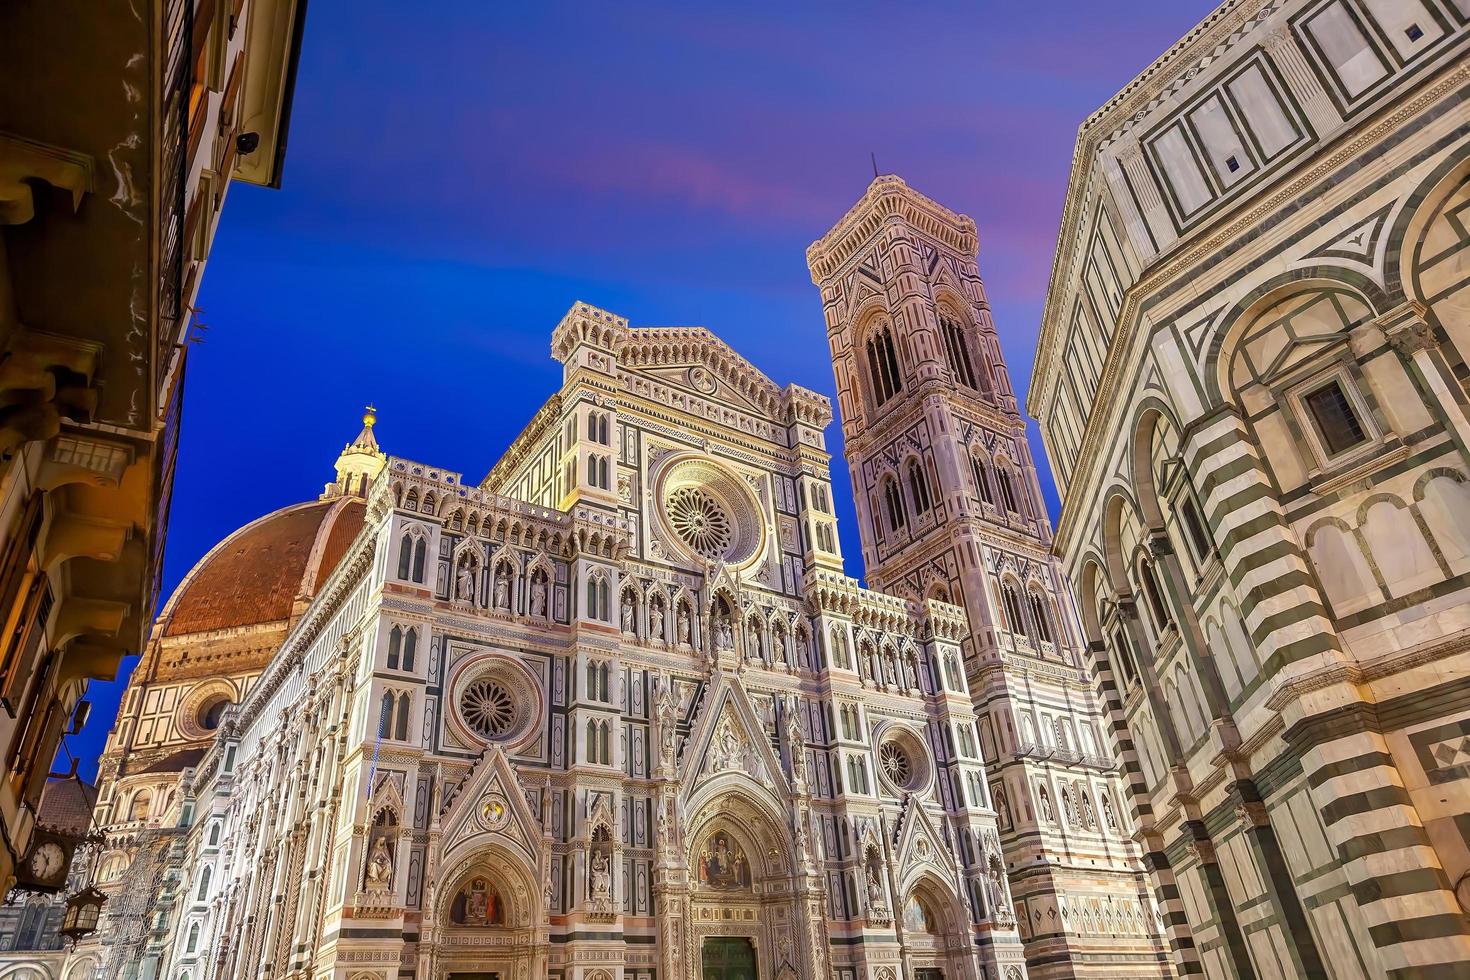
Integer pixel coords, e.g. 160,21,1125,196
424,844,541,980
683,787,810,980
898,875,977,980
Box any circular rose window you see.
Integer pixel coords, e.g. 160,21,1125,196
667,487,733,560
656,457,764,567
448,655,541,748
876,727,934,796
460,678,516,739
880,742,912,787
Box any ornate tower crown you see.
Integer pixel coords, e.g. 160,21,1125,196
326,405,387,499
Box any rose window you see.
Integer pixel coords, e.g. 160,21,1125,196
880,742,912,787
667,487,733,560
460,679,516,738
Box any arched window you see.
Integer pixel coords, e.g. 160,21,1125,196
397,534,413,579
586,578,598,619
940,312,978,389
586,456,598,484
196,867,211,901
600,457,610,489
1138,559,1171,631
599,720,610,763
378,692,394,739
402,628,417,672
971,454,994,505
598,579,610,621
865,322,904,406
907,460,932,515
1111,626,1138,686
587,414,597,440
586,719,598,762
1027,592,1054,644
396,693,411,741
598,415,609,445
883,477,906,532
387,626,402,669
997,467,1021,513
186,921,200,953
1180,496,1213,560
412,537,426,583
1001,585,1028,639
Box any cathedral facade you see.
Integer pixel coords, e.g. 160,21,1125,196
55,181,1169,980
1030,2,1470,980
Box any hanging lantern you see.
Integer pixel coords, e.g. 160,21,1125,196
60,885,106,943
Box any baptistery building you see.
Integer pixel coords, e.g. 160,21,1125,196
55,179,1171,980
1031,2,1470,980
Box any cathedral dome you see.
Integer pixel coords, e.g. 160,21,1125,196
157,496,366,638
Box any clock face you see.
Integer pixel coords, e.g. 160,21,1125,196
29,841,65,882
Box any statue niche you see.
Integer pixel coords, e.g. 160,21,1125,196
695,830,751,891
449,876,505,926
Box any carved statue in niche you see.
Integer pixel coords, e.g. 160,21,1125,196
784,699,806,780
1081,789,1096,828
1103,794,1118,831
456,556,477,603
621,600,636,635
656,680,679,765
772,628,785,664
530,574,548,618
866,863,885,905
590,850,611,899
364,835,394,892
649,600,664,641
696,831,750,890
716,616,733,650
710,715,744,772
449,876,503,925
677,605,691,645
1039,785,1054,822
494,565,511,609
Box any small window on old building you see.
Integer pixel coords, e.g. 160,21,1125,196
1303,379,1368,457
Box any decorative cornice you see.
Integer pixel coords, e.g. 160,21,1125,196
806,175,978,283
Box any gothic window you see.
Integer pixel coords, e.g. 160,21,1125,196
1137,558,1171,632
598,414,610,445
412,537,426,583
397,533,413,580
1180,496,1213,562
396,693,411,741
186,921,200,953
598,579,610,620
586,456,597,485
197,866,212,901
971,453,994,505
865,321,904,407
940,311,978,389
907,460,932,515
379,691,395,739
1027,592,1054,644
1111,626,1138,687
997,466,1021,513
587,414,597,441
402,628,417,671
388,626,402,669
883,477,906,534
1000,584,1028,639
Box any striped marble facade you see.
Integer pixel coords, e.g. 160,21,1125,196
1031,2,1470,979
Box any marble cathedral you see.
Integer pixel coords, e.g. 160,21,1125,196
57,179,1172,980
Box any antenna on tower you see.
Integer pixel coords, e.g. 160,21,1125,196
871,152,879,179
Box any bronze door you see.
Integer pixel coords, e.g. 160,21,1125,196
702,936,758,980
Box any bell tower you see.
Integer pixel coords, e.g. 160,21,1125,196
808,176,1171,980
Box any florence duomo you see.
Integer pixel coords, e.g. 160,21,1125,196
1,2,1469,980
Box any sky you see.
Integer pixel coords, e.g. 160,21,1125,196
64,0,1216,780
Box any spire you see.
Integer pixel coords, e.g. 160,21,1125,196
324,405,387,499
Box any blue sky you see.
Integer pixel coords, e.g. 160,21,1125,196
65,1,1216,779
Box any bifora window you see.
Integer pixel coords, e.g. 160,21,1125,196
1303,378,1368,457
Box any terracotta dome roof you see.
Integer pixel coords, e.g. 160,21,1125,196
159,497,366,638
